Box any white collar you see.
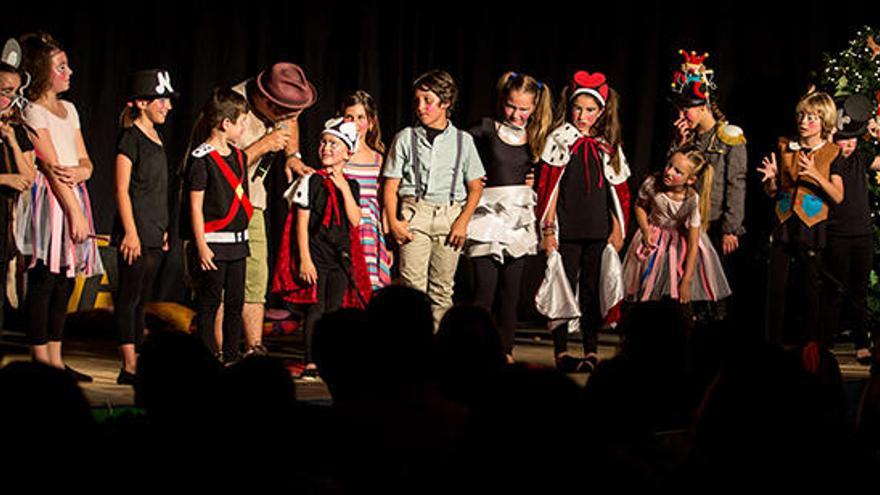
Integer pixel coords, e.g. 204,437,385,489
788,139,827,152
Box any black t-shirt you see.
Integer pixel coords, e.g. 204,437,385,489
468,118,532,187
827,150,873,237
301,173,360,270
112,125,169,248
0,124,34,260
557,145,611,241
183,147,250,261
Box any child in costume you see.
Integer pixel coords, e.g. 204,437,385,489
112,69,176,384
622,147,731,304
535,70,630,373
272,118,371,377
181,88,251,365
340,90,392,291
383,70,485,328
758,90,845,351
822,94,880,366
465,71,552,363
19,32,103,382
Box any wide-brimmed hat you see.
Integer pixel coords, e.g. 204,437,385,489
128,69,178,100
835,94,874,139
256,62,317,111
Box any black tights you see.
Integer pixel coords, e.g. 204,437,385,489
194,258,245,360
26,262,74,346
553,240,605,356
115,248,162,348
303,267,348,363
472,255,526,355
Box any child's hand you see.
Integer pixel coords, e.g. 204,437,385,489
673,115,693,147
868,117,880,140
678,278,692,304
197,242,217,271
299,258,317,285
524,171,535,188
608,225,624,252
120,231,142,265
390,219,414,245
68,210,89,244
0,174,32,192
328,168,349,190
797,152,819,181
758,153,778,183
0,121,18,144
446,217,468,250
162,232,170,252
541,233,558,253
640,228,657,251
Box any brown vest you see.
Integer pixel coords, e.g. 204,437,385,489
774,138,839,228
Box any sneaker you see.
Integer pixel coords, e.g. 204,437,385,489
116,368,137,386
65,365,93,383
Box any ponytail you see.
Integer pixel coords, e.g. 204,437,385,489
496,71,554,162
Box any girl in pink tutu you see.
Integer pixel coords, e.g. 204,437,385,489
623,147,731,304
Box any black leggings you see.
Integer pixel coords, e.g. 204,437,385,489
766,242,822,347
821,235,872,349
472,255,526,355
554,239,605,356
303,267,348,363
26,262,74,346
194,258,245,360
115,248,163,348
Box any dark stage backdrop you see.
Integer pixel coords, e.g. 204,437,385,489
3,2,878,325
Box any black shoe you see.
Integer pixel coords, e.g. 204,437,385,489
65,366,93,383
300,367,320,379
116,369,137,386
555,355,596,374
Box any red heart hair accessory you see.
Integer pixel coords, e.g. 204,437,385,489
570,71,609,105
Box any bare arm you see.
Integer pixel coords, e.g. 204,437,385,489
678,225,701,303
0,122,35,190
190,190,217,270
384,177,413,244
296,208,317,284
448,177,484,249
29,128,88,242
115,154,141,264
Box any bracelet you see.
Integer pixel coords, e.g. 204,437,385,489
285,151,302,160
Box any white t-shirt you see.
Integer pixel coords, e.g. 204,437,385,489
23,100,81,167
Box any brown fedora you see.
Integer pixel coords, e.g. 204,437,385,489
256,62,317,111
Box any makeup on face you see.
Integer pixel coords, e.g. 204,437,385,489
319,135,349,165
834,137,858,158
570,94,603,134
414,88,448,128
0,72,21,114
663,153,695,188
49,51,72,92
503,89,535,128
343,104,371,135
797,111,822,139
678,106,702,129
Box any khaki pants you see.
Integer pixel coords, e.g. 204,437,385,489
398,198,463,328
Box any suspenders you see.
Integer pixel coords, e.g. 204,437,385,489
409,127,464,205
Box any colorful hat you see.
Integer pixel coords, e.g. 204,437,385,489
569,71,609,107
257,62,317,111
322,117,358,151
835,94,875,139
128,69,178,100
670,50,715,107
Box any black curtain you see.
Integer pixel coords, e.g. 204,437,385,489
3,1,878,312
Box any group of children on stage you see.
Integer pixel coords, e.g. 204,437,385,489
1,31,878,382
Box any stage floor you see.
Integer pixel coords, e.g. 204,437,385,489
0,328,871,409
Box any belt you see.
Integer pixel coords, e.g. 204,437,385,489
204,230,249,244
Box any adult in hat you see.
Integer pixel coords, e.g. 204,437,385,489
113,69,178,385
823,93,880,367
224,62,317,357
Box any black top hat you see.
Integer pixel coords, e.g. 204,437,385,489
128,69,178,100
835,94,874,139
